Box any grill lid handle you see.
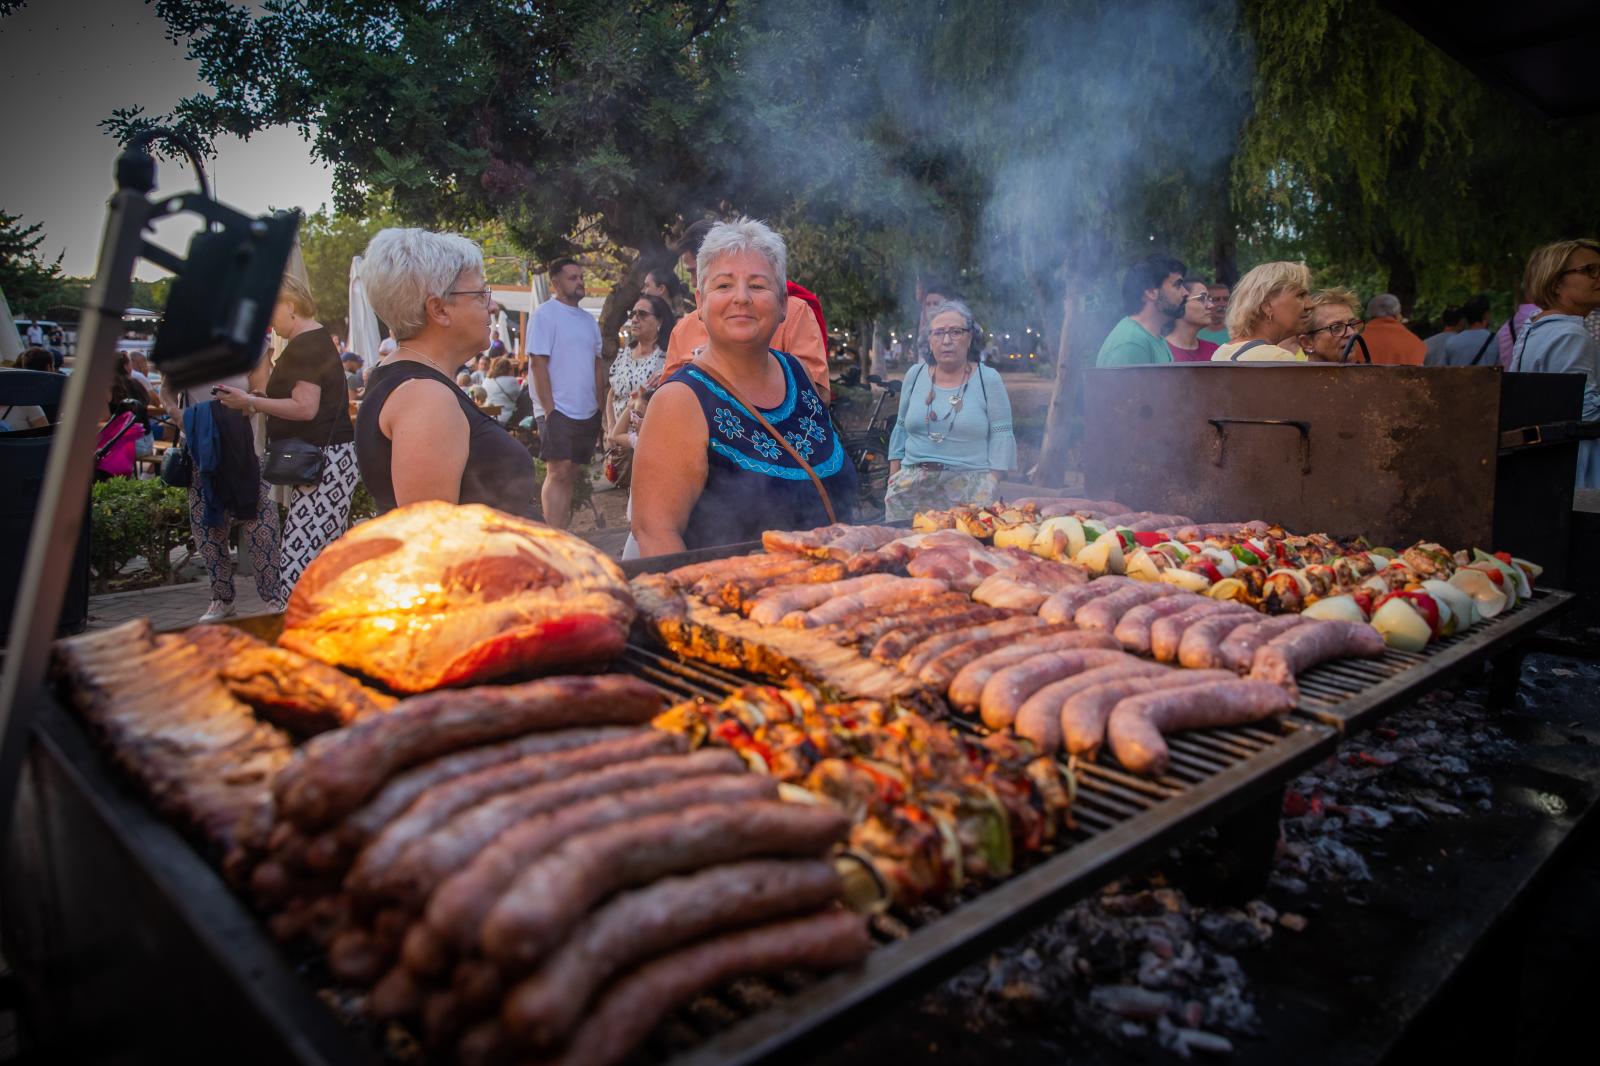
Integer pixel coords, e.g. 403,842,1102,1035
1208,417,1312,475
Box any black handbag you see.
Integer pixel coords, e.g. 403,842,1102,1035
160,442,192,487
262,436,327,486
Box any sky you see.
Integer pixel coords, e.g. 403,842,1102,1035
4,0,335,280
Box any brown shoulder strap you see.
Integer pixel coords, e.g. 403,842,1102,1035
694,359,837,524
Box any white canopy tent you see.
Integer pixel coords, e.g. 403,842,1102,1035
347,255,384,371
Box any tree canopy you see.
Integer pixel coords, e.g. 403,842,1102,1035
117,0,1599,339
0,210,68,317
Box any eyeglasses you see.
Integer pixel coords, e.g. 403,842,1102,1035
1559,263,1600,281
1306,318,1365,338
929,327,971,342
626,309,656,320
1185,293,1216,306
447,288,492,305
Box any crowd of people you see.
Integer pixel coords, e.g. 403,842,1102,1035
4,220,1596,608
1091,240,1599,486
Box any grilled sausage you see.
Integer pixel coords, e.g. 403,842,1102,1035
345,730,684,897
828,595,977,647
869,605,1007,662
946,631,1122,713
1178,612,1285,670
747,574,899,626
1074,584,1182,631
374,748,744,906
305,725,643,874
1249,619,1386,695
665,551,799,588
1059,669,1236,758
1013,661,1170,752
903,617,1058,681
520,909,871,1066
1037,576,1137,624
1108,679,1297,775
978,648,1136,729
272,675,665,828
500,860,841,1049
1112,593,1212,655
425,775,779,952
1123,513,1197,532
1149,602,1255,663
368,964,425,1021
479,802,849,971
1218,615,1315,673
788,578,950,628
1161,520,1270,541
693,555,819,599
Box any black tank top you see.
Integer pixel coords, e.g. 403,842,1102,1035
356,359,538,517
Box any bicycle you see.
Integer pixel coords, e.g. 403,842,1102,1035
837,375,899,521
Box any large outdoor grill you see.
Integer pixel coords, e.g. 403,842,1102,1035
1,566,1572,1066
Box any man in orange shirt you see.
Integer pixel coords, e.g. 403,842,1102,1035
661,220,831,400
1360,293,1426,365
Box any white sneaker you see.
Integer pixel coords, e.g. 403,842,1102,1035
199,599,236,624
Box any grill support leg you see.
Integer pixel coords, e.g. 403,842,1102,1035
1169,788,1283,906
1487,649,1528,710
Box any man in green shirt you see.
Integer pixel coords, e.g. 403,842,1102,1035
1095,254,1187,366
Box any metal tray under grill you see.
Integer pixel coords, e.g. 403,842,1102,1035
618,644,1338,1066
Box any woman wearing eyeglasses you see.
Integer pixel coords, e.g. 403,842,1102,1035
1291,288,1365,362
1512,238,1600,488
1166,281,1221,361
354,228,537,517
884,298,1017,521
601,293,675,489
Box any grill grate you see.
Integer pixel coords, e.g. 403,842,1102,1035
1286,587,1573,731
618,643,1337,1066
619,584,1574,1066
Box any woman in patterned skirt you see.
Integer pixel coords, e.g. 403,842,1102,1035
884,298,1017,521
632,218,855,554
214,272,358,604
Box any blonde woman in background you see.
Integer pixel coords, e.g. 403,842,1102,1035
1210,261,1312,362
1511,238,1600,488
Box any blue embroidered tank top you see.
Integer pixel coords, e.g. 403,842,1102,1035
667,350,857,550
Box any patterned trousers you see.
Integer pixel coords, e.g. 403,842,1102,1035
278,441,359,601
188,458,282,606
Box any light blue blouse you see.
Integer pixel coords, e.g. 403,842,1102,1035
888,362,1018,472
1511,314,1600,489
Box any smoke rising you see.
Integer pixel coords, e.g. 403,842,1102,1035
724,0,1251,333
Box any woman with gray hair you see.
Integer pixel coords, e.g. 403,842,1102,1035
883,298,1016,519
354,227,537,516
632,217,856,554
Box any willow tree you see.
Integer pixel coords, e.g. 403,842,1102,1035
1234,0,1600,312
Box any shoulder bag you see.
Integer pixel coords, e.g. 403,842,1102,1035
694,361,837,524
263,388,337,487
160,392,193,487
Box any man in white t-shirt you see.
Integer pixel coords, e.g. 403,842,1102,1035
25,321,44,347
528,257,604,529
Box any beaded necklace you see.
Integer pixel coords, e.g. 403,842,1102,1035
924,363,974,445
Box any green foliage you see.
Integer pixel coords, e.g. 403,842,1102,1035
349,481,379,527
89,477,191,593
1234,0,1600,312
298,201,402,342
0,209,67,315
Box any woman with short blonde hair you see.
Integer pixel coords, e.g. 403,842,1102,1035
1511,238,1600,488
1212,261,1312,362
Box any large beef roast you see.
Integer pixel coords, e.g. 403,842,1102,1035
280,502,634,692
